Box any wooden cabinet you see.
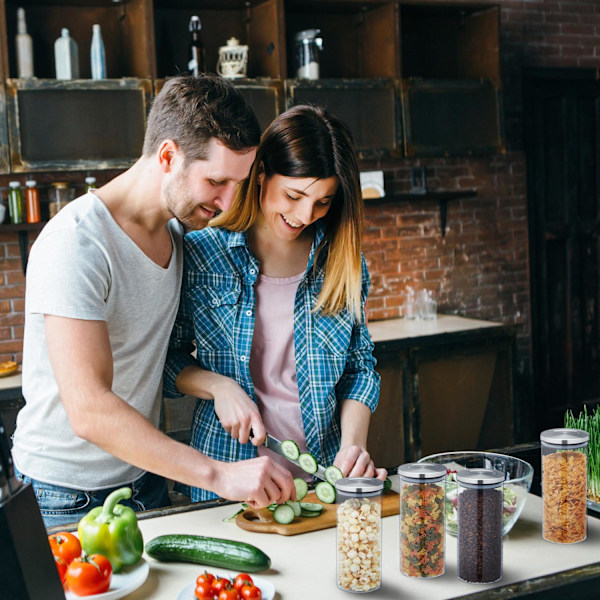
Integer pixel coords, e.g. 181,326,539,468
0,0,504,173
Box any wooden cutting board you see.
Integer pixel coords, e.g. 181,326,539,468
235,490,399,536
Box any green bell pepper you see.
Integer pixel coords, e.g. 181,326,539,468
78,487,144,573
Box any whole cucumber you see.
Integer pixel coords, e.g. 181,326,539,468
144,534,271,573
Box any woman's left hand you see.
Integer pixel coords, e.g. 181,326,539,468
334,446,387,480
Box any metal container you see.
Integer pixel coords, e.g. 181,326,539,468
335,477,382,593
541,428,589,544
398,462,446,578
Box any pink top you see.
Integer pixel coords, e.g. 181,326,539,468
250,272,309,478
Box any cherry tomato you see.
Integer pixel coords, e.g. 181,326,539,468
240,584,262,600
54,555,67,585
66,554,112,596
218,587,241,600
212,576,231,593
196,571,216,587
194,580,214,600
234,573,253,592
48,531,82,566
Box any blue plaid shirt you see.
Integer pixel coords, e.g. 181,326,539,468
164,222,380,502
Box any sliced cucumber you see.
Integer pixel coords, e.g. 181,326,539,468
383,477,393,493
315,481,336,504
301,508,323,518
324,465,343,486
273,503,295,524
286,500,301,517
267,504,277,512
293,477,308,501
298,452,318,474
280,439,300,461
299,502,324,513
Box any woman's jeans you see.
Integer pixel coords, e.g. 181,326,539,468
15,469,170,529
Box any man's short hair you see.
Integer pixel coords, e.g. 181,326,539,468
142,74,261,160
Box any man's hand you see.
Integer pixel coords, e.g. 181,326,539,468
213,456,296,508
334,445,387,481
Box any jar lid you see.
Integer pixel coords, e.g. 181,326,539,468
8,181,20,188
52,182,69,188
85,177,96,184
335,477,383,494
25,180,36,186
456,468,505,486
398,462,447,480
540,428,589,446
295,28,321,41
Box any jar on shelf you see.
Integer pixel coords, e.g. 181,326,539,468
85,176,97,192
8,181,25,224
541,428,589,544
398,462,446,578
25,180,41,223
49,182,74,218
457,468,504,584
335,477,383,593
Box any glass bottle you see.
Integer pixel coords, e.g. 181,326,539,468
398,462,446,578
49,182,72,218
8,181,25,224
188,15,205,76
541,428,589,544
54,28,79,80
335,477,382,593
457,468,504,584
85,176,97,192
90,24,106,80
25,180,41,223
15,7,34,78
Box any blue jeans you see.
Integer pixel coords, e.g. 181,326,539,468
15,470,170,529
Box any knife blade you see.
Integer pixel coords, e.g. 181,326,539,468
263,433,328,482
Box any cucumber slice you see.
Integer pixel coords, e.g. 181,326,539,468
267,503,277,512
293,477,308,501
280,439,300,461
315,481,336,504
273,504,295,524
299,502,324,513
324,465,343,486
301,508,323,518
298,452,318,474
383,477,392,493
286,500,301,517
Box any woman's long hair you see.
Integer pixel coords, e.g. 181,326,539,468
212,104,364,320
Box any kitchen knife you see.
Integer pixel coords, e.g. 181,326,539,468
263,433,328,482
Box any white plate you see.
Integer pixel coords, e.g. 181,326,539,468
65,558,149,600
176,567,275,600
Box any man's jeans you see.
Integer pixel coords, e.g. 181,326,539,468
15,469,170,528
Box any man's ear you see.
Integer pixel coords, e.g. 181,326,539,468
157,139,180,172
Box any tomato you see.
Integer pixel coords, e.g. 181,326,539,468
54,555,67,584
196,571,216,587
66,554,112,596
211,577,231,594
233,573,253,592
218,588,240,600
48,531,82,566
194,580,214,600
240,584,262,600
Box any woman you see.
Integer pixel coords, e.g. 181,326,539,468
164,105,386,502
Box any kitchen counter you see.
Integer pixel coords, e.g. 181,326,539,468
125,489,600,600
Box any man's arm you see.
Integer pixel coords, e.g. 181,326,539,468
45,315,294,507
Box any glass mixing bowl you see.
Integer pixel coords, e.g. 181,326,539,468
417,451,534,537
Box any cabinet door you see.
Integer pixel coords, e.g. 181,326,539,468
234,78,284,133
286,79,401,159
6,78,151,172
401,78,504,156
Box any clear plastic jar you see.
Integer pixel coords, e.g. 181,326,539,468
541,428,589,544
457,468,504,584
398,462,446,578
49,182,73,218
335,477,383,593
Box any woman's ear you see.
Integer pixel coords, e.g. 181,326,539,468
257,172,265,186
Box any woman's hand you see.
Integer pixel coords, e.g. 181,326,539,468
212,377,266,445
334,445,387,481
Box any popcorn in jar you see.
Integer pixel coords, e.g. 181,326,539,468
335,477,383,593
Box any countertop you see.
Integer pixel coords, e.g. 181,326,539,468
125,490,600,600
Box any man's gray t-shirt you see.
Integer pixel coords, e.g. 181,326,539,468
12,193,183,490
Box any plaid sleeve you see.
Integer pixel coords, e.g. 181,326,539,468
334,257,380,412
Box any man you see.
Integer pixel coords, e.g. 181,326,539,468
12,75,295,527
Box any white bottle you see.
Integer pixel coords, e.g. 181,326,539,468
15,7,34,78
54,28,79,80
90,24,106,80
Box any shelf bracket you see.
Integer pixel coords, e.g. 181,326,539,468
18,230,29,275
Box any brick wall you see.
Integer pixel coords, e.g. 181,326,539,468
1,0,599,440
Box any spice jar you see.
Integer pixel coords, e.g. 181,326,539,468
8,181,25,224
541,428,589,544
335,477,382,593
457,468,504,584
49,182,73,218
398,462,446,578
